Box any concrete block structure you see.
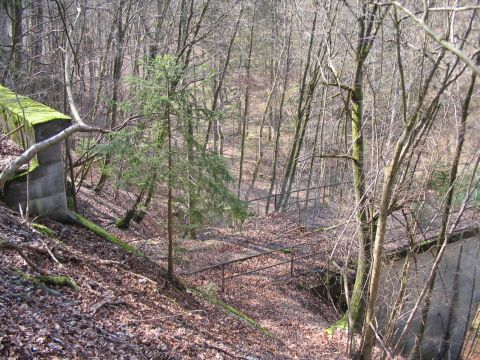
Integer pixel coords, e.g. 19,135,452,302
379,229,480,359
0,85,71,221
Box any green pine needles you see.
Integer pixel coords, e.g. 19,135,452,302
96,55,247,234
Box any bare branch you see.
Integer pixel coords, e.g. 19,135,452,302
392,2,480,78
63,6,85,126
428,6,480,12
0,124,106,190
316,153,357,163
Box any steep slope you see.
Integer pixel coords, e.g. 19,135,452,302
73,185,356,359
0,204,294,359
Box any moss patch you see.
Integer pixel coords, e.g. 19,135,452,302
191,287,274,337
18,270,78,291
279,247,293,254
325,316,348,335
31,223,55,238
72,212,144,257
0,85,70,127
9,163,40,181
0,85,70,171
35,274,78,290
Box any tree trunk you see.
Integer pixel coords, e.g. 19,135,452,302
166,92,174,284
133,176,157,224
117,187,147,229
95,1,128,193
341,2,380,335
277,8,318,210
237,3,256,198
3,0,23,82
266,23,292,214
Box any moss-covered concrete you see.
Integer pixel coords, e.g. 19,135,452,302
0,85,70,127
0,86,71,221
386,227,480,260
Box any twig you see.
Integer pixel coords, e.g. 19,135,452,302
0,238,47,274
392,2,480,77
0,124,24,142
128,309,208,325
370,321,393,359
91,299,127,316
36,236,62,267
427,6,480,12
111,264,158,285
194,343,249,359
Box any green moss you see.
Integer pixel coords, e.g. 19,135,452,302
427,164,480,207
0,85,70,172
191,287,274,337
72,212,144,257
0,85,70,127
9,163,40,181
18,270,78,290
66,196,75,211
115,217,129,229
214,299,273,337
35,274,78,290
31,223,55,238
325,316,348,335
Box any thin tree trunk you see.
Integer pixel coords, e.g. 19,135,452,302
117,187,147,229
237,2,256,197
277,8,318,210
3,0,23,82
266,22,292,214
305,86,327,209
166,91,174,284
409,42,478,359
248,40,284,196
133,176,157,223
362,45,452,360
65,138,78,212
279,67,319,211
343,3,381,334
95,0,129,193
186,105,197,239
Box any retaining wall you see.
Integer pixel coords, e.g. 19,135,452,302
2,119,71,221
379,232,480,359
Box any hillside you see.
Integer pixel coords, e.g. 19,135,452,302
1,1,479,358
0,189,353,359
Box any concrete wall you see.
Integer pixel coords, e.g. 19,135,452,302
378,233,480,359
3,119,71,221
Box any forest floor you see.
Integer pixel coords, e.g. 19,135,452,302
0,184,362,359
